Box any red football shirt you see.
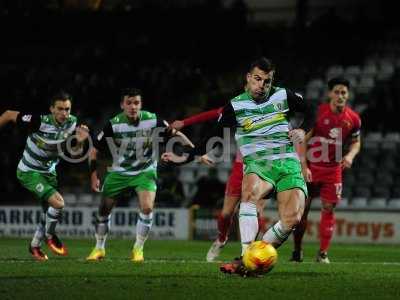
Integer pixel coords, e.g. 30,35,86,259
308,103,361,169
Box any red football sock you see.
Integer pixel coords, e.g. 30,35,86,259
257,216,267,235
217,214,233,243
319,209,335,253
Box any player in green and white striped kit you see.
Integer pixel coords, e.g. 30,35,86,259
162,57,315,275
86,88,193,262
0,91,89,261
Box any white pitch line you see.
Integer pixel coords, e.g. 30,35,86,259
1,259,400,266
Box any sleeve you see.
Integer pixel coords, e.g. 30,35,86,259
351,115,361,138
93,121,114,152
185,103,237,162
156,117,172,141
15,113,41,132
286,89,316,132
182,107,223,127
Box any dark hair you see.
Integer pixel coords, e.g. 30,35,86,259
328,77,350,90
121,88,142,101
50,90,72,106
249,57,275,73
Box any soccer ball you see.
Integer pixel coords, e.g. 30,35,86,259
242,241,278,274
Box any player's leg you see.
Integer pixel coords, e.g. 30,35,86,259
239,173,273,255
316,182,341,263
16,170,62,259
290,183,316,262
87,197,116,261
206,194,240,262
207,161,242,261
263,188,305,248
87,172,123,260
132,190,156,262
45,191,68,256
29,210,48,261
131,170,157,262
220,173,272,275
256,198,268,238
262,158,307,249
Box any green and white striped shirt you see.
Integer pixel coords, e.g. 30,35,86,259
231,88,297,163
189,86,314,164
17,113,77,173
95,111,166,176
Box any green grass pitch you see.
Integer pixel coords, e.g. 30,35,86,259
0,238,399,299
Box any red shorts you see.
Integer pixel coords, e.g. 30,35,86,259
308,164,342,204
225,160,243,197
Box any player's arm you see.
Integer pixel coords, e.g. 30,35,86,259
160,120,194,148
342,121,361,169
0,110,41,131
170,107,223,130
70,124,90,156
0,110,19,129
296,129,314,182
88,122,113,192
162,103,236,164
286,89,316,138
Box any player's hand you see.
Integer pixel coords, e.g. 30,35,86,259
341,154,354,169
161,152,188,164
288,129,305,144
170,120,184,131
302,166,312,182
199,154,215,167
91,172,101,192
76,125,90,142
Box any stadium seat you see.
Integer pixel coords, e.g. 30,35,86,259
387,198,400,209
391,186,400,198
364,132,383,142
305,88,321,101
310,197,322,209
78,193,93,206
357,76,375,94
337,197,349,208
354,186,371,198
361,63,378,77
344,65,361,78
368,197,387,209
357,172,375,186
217,169,229,182
384,132,400,143
306,78,324,90
179,167,195,183
63,193,78,206
351,197,368,208
377,62,395,80
325,65,344,80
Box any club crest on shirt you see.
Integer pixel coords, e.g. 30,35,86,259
329,128,341,139
342,119,352,129
324,118,330,125
273,101,284,111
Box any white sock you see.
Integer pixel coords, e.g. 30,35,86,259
262,220,291,248
134,212,153,249
31,213,45,247
95,214,111,250
45,207,63,239
239,202,258,256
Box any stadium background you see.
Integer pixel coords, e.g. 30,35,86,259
1,2,400,299
0,0,399,242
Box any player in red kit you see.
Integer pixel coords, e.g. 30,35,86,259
170,108,268,262
291,77,361,263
